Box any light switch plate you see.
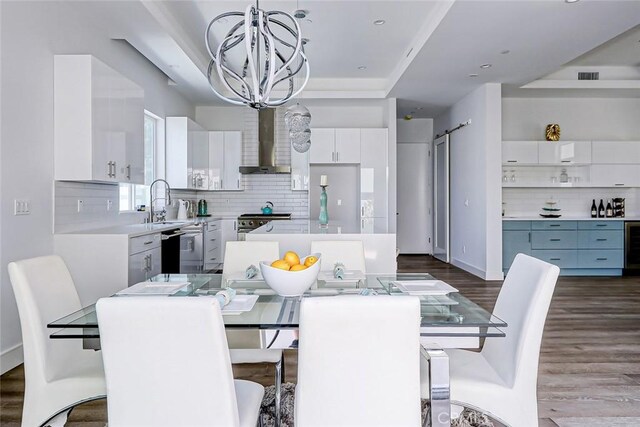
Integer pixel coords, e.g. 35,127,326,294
77,200,84,212
14,199,31,215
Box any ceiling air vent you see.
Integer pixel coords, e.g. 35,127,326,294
578,71,600,80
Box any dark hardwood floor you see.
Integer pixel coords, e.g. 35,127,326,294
2,255,639,426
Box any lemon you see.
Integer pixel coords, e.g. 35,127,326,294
271,259,291,271
304,256,318,267
290,264,307,272
283,251,300,266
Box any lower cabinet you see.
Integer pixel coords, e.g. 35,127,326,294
128,246,161,284
503,220,624,276
204,220,222,271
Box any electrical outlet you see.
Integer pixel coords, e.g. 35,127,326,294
77,200,84,212
106,200,113,211
337,199,342,206
14,199,31,215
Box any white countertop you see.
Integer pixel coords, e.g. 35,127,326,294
56,216,233,237
250,219,392,235
502,216,640,221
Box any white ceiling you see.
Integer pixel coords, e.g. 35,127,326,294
63,0,640,117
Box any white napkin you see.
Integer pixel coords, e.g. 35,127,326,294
215,288,236,308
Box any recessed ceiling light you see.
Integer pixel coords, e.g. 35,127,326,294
417,107,423,110
373,19,386,25
565,0,580,3
357,66,367,70
480,63,492,69
469,73,479,77
294,9,308,19
500,50,510,55
302,38,310,45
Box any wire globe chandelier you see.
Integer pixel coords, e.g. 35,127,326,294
205,2,310,109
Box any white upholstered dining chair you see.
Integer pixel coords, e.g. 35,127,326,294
8,255,106,427
421,253,560,427
296,295,422,426
310,240,366,272
222,241,284,420
96,296,264,427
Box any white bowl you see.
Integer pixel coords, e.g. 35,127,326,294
259,254,321,297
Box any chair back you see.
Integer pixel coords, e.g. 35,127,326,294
96,297,240,427
295,296,421,426
310,240,366,272
482,253,559,389
8,255,84,383
223,241,279,274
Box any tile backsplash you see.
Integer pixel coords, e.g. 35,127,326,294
502,187,639,218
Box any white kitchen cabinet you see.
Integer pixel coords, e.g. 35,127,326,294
335,128,361,163
309,129,335,164
360,129,388,222
502,141,539,164
591,165,640,187
128,246,161,284
291,145,310,191
208,131,243,191
538,141,591,165
166,117,208,189
220,219,238,264
54,55,144,183
204,220,222,270
592,141,640,164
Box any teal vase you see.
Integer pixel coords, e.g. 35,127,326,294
319,186,329,225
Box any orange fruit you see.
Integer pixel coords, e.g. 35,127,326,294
283,251,300,266
304,256,318,267
290,264,307,271
271,259,291,271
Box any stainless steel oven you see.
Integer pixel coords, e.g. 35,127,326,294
237,213,292,240
625,221,640,272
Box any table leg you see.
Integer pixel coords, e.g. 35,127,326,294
421,345,450,427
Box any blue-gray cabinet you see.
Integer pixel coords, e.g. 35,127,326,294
503,220,624,276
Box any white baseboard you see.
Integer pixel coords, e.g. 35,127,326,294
451,258,487,280
1,344,23,375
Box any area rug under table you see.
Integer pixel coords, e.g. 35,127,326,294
260,383,495,427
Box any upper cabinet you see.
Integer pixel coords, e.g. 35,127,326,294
208,131,242,191
592,141,640,164
309,128,361,164
502,141,538,164
166,117,208,190
54,55,144,183
538,141,591,165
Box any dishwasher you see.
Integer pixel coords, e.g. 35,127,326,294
179,223,205,274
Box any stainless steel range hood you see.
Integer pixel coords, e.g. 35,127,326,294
239,109,291,174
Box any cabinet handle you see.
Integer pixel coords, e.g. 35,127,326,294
528,232,531,243
615,183,625,186
596,258,608,261
144,241,153,245
237,178,240,188
332,152,335,162
596,238,608,241
107,162,111,177
361,206,365,217
361,219,365,228
550,238,561,241
234,221,236,231
506,160,517,163
596,224,607,227
210,238,216,241
549,224,560,227
550,258,561,261
113,162,117,177
561,160,571,163
337,152,340,162
126,164,131,179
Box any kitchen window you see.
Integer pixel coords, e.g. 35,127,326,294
119,111,163,211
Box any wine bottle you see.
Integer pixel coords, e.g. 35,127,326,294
591,200,597,218
598,199,605,218
606,199,613,218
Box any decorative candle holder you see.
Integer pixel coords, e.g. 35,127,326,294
319,185,329,226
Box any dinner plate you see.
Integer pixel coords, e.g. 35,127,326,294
392,280,458,296
115,281,190,296
222,295,259,315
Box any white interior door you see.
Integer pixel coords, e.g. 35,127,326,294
433,134,450,263
397,142,430,254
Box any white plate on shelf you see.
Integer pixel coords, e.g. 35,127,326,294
393,280,458,296
222,295,259,315
116,282,190,296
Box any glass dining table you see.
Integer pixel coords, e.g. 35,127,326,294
48,273,506,427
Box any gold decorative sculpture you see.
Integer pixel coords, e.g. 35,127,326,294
545,124,561,141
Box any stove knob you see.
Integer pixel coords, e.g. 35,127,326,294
259,221,265,226
240,221,246,227
248,221,254,226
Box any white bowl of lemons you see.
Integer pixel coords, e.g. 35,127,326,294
259,251,321,297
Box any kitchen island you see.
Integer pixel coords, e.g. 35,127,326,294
246,219,397,273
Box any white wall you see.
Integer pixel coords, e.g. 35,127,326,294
502,98,640,141
0,1,194,373
397,119,433,253
434,84,503,280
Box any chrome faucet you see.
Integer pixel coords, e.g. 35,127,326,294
149,179,172,223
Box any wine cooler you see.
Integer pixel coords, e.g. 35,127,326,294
625,222,640,273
